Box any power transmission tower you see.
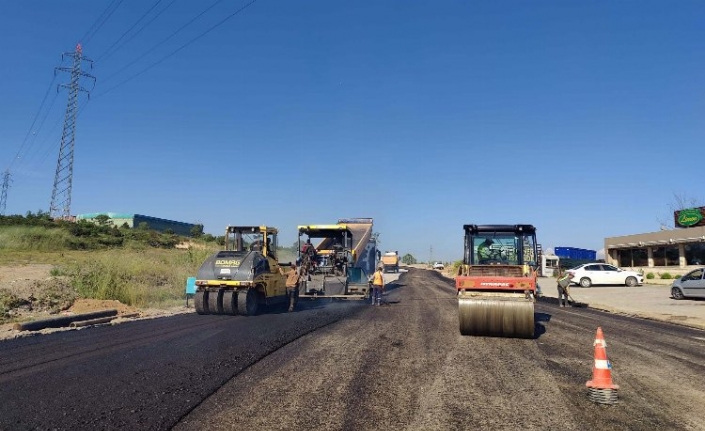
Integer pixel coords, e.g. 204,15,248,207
49,44,95,219
0,170,11,215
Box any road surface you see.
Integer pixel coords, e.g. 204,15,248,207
1,269,704,430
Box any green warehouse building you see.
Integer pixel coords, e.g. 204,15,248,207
76,212,199,237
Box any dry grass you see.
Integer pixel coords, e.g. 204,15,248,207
52,247,217,308
1,246,218,312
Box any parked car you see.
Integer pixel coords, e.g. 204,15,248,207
567,263,644,287
671,267,705,300
432,262,445,270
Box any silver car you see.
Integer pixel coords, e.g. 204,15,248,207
671,267,705,300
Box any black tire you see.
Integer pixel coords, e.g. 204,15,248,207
194,291,209,315
222,290,237,315
237,288,258,316
672,286,685,300
580,277,592,288
625,276,638,287
208,289,224,314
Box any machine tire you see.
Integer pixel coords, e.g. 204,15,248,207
208,289,224,314
194,291,209,315
222,290,237,315
237,288,258,316
625,276,638,287
580,277,592,288
671,287,685,300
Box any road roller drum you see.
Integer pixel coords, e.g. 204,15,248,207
458,293,534,338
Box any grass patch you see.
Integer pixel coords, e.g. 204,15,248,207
0,226,78,251
56,248,216,308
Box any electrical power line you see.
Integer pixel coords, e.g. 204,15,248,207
101,0,232,85
81,0,126,45
99,0,259,96
14,91,60,170
99,0,179,66
6,74,57,171
94,0,167,64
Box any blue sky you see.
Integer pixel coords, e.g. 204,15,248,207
1,1,703,261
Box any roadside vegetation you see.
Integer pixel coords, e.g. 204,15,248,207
0,212,222,320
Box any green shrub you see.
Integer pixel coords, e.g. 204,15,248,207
646,272,655,279
660,272,673,280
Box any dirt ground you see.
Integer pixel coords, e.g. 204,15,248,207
0,264,189,341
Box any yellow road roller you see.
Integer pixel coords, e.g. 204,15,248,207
194,226,289,316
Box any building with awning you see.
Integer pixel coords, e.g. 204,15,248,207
605,207,705,269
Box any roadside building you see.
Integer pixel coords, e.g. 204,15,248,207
76,212,198,236
605,207,705,269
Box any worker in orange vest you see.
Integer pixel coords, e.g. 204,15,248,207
281,263,300,312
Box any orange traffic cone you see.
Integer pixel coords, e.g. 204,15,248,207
586,327,619,404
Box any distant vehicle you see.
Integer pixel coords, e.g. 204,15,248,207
568,263,644,287
432,262,445,270
381,251,399,273
671,267,705,300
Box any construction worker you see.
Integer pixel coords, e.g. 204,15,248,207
301,238,317,271
371,266,385,306
282,263,300,312
557,269,571,307
302,238,315,257
477,238,494,263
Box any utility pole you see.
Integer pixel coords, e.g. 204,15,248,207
0,170,10,215
49,43,95,219
429,245,433,266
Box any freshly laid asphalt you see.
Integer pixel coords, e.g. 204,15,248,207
1,269,704,430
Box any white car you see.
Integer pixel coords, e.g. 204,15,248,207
432,262,445,270
568,263,644,288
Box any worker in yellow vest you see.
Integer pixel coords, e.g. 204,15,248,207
371,266,385,306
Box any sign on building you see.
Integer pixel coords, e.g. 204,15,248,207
674,207,705,228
